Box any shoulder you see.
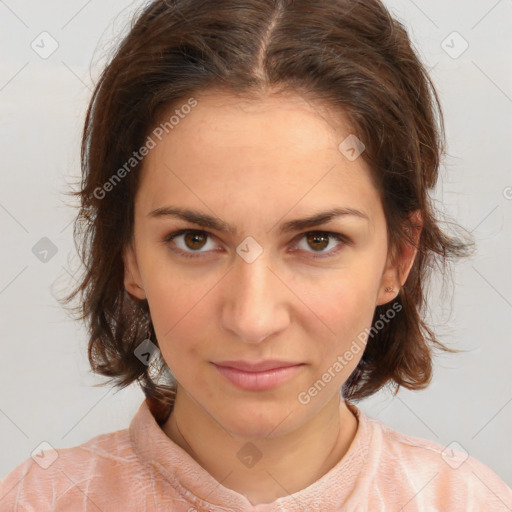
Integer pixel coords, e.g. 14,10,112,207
361,412,512,510
0,427,148,511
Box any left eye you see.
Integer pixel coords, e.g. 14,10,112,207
294,231,346,257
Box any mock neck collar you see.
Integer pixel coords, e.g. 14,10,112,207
129,398,370,511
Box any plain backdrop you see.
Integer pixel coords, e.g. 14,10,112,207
1,0,511,488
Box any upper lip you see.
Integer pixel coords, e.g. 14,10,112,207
212,360,303,372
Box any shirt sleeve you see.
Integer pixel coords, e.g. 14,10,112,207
450,454,512,510
0,457,57,511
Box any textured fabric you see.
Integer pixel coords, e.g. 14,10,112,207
1,398,511,511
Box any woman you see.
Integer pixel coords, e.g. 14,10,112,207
1,0,511,510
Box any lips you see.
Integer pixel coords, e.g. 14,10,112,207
212,360,302,372
211,360,305,391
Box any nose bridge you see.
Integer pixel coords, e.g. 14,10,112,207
221,248,288,344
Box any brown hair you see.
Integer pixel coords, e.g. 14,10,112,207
63,0,470,422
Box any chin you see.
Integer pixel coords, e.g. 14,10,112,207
213,399,301,439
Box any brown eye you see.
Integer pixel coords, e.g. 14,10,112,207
306,232,330,252
183,232,208,250
164,230,217,258
294,231,347,258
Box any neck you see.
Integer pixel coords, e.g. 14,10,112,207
162,390,358,505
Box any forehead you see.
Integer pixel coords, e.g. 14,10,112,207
136,90,381,224
162,90,351,151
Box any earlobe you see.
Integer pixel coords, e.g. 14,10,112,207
123,243,146,300
376,254,403,305
377,211,422,305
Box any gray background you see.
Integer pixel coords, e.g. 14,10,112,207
1,0,511,490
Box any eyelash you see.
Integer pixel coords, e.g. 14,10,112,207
163,229,350,260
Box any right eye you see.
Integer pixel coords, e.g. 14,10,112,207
164,229,219,259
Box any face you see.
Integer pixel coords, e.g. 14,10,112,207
124,91,411,438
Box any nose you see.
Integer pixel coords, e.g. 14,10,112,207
221,251,290,344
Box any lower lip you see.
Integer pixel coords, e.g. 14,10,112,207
212,363,304,391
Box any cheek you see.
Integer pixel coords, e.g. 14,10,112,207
150,296,208,381
140,243,214,328
298,267,382,356
141,261,219,376
306,267,381,325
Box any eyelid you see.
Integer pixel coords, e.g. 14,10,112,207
290,231,349,259
163,229,219,258
164,228,350,259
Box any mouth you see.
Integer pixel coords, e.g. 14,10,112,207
210,361,305,391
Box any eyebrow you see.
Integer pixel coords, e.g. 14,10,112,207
148,206,369,235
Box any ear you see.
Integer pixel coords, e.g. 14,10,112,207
123,241,146,300
376,210,422,305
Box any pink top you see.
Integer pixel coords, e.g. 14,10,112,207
1,399,511,511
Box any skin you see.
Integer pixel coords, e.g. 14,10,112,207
123,90,419,505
